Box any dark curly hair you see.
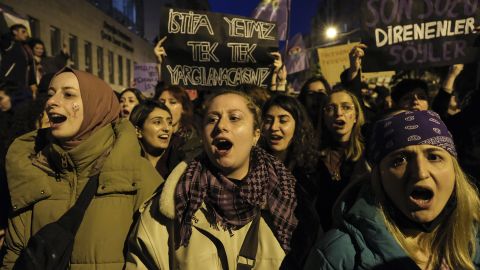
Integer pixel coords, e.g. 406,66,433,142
261,94,319,171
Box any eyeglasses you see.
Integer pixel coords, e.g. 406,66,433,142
323,103,355,114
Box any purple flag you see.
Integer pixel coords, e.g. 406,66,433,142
285,33,309,74
251,0,288,40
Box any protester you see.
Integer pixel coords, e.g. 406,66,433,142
129,99,180,179
431,64,464,119
155,85,202,161
391,79,430,111
374,85,393,113
126,90,298,269
304,110,480,270
1,68,161,269
0,24,37,101
0,82,17,254
27,38,69,85
297,75,331,130
316,89,367,231
270,52,288,92
261,94,322,268
119,88,146,119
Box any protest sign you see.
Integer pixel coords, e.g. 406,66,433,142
360,0,480,71
317,43,359,86
134,63,158,97
159,8,278,90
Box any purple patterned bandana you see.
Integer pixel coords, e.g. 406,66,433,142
367,110,457,165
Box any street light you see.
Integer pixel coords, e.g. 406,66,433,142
325,26,338,40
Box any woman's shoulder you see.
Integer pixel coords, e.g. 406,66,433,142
303,229,357,270
6,128,49,167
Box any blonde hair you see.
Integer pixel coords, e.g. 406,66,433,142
371,159,480,269
322,90,365,161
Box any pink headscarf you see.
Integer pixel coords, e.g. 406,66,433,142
51,67,120,149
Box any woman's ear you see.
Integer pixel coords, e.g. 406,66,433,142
253,128,261,146
136,127,143,139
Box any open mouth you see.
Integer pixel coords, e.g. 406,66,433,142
122,109,130,116
48,113,67,126
158,134,169,140
269,134,283,144
213,138,233,155
409,186,434,208
332,119,346,129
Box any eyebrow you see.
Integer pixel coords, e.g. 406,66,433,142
389,147,445,156
48,86,79,91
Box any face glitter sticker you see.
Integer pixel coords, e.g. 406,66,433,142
72,102,80,117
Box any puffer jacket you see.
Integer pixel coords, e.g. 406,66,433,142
303,182,480,270
125,162,286,270
1,119,163,270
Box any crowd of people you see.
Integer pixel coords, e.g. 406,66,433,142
0,22,480,270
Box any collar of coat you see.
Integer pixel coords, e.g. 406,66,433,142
6,119,155,212
157,161,188,219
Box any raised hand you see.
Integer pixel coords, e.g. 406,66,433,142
154,36,168,64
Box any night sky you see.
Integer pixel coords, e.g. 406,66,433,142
208,0,321,38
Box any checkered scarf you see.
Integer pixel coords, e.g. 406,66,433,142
174,146,298,252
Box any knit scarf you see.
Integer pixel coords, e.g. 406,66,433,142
174,146,298,252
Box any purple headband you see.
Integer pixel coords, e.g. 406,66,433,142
367,110,457,165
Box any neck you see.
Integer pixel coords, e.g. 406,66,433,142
272,149,288,163
142,143,165,167
332,131,352,145
34,55,41,62
224,162,249,180
145,153,162,168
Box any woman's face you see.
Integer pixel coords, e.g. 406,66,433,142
262,105,295,155
139,108,173,150
159,91,183,128
46,72,84,141
323,91,357,142
0,90,12,112
307,80,327,94
203,93,260,179
398,89,429,111
119,91,139,118
379,145,455,224
33,43,44,57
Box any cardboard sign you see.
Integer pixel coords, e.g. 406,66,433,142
361,0,480,71
133,63,158,97
317,43,360,86
159,8,278,90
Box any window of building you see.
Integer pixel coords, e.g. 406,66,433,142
97,46,104,79
108,51,114,84
126,58,131,87
28,16,39,39
50,25,61,55
84,41,92,73
118,55,123,86
69,35,78,69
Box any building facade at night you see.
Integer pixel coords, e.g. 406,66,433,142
1,0,156,91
